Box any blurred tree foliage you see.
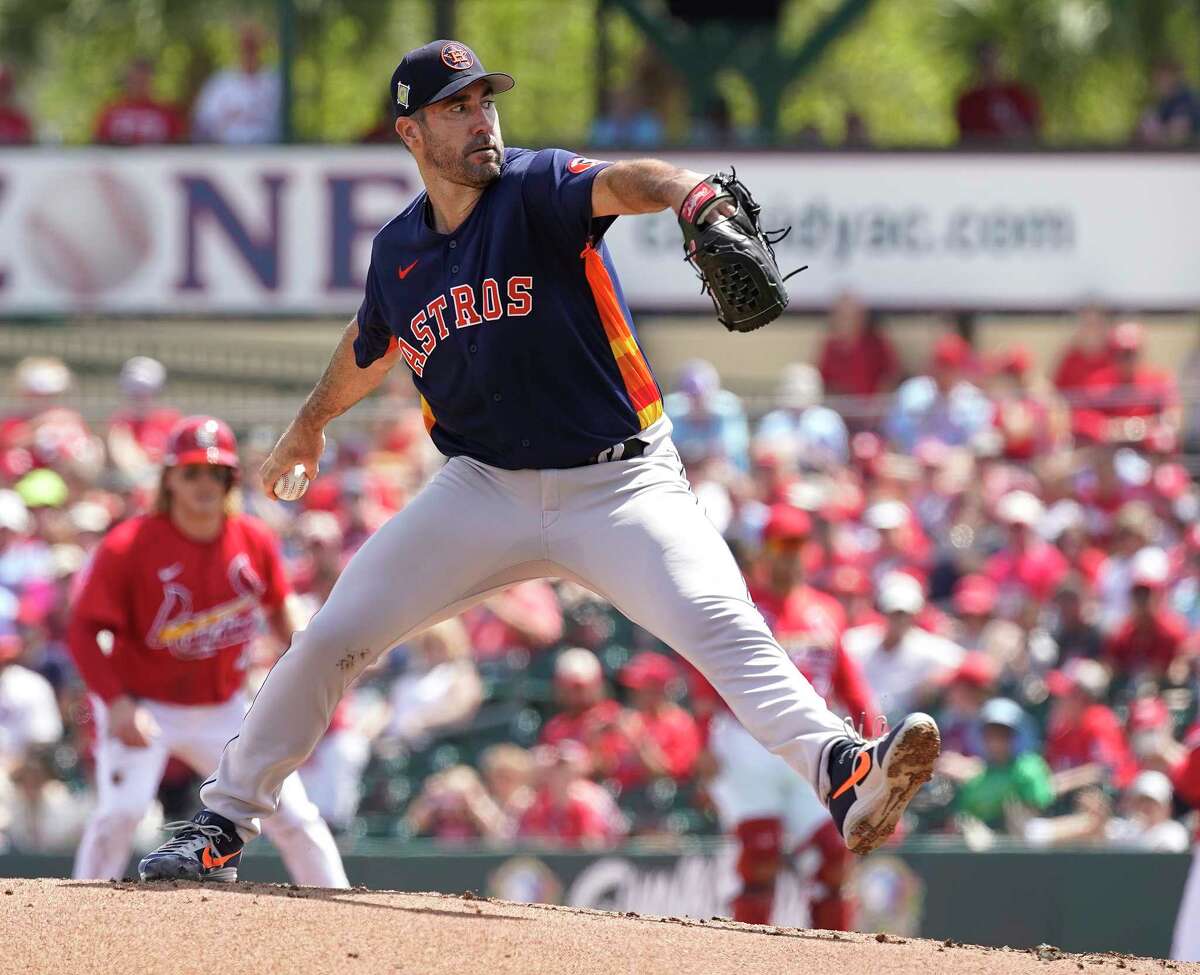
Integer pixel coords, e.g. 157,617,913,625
0,0,1196,146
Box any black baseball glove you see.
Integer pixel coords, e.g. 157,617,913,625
678,169,804,333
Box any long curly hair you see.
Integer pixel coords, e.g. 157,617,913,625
153,466,242,517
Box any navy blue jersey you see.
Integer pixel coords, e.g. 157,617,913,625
354,147,663,470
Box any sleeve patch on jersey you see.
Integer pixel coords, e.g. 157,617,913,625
567,156,606,174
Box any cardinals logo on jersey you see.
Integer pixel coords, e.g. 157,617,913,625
147,554,266,660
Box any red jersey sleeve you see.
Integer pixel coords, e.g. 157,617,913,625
67,530,134,702
831,642,878,729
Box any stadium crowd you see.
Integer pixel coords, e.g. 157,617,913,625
1,303,1200,861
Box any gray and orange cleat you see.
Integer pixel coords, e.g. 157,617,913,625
139,809,244,882
823,713,941,855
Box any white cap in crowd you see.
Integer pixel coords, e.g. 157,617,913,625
877,571,925,615
996,490,1044,527
1131,546,1170,588
67,501,112,535
119,356,167,395
15,356,71,396
1039,499,1085,542
777,363,823,412
1129,770,1173,807
554,647,602,685
0,490,31,534
865,499,909,532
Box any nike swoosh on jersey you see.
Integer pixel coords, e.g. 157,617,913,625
397,260,419,279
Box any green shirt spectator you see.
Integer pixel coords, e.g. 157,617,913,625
954,697,1054,829
955,751,1054,827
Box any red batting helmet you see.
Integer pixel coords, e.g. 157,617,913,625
163,416,239,472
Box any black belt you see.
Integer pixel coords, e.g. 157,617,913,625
572,436,648,468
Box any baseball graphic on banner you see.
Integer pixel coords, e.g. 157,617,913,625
23,168,153,297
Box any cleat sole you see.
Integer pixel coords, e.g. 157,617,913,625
847,718,940,856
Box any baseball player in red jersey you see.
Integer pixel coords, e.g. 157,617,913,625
693,504,877,928
69,416,348,886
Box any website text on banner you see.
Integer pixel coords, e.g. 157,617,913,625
0,150,1196,314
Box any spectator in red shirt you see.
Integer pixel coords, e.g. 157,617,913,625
1046,502,1108,586
540,647,624,760
950,574,999,652
1125,695,1185,776
0,65,33,145
462,580,563,660
751,504,876,725
1046,578,1105,662
404,764,508,842
479,743,536,834
107,357,181,485
1106,547,1188,683
934,652,999,759
817,291,898,401
518,741,625,847
93,58,187,145
986,346,1055,460
828,564,879,630
1054,304,1113,394
863,499,932,590
1044,658,1138,790
955,41,1040,144
1081,321,1180,434
1,357,97,479
600,652,700,789
289,511,346,612
985,490,1068,623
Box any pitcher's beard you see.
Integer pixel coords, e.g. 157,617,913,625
428,138,503,188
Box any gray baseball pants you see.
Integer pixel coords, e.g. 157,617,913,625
201,419,847,839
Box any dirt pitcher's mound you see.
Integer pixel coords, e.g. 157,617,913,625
0,878,1194,975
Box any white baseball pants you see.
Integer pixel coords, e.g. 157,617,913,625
73,694,349,887
201,421,848,840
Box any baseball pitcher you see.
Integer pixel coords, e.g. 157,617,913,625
139,40,939,883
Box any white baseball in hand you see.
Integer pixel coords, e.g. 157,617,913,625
273,464,310,501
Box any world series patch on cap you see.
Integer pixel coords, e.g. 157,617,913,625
390,39,515,119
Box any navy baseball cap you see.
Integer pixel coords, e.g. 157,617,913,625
390,40,515,119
